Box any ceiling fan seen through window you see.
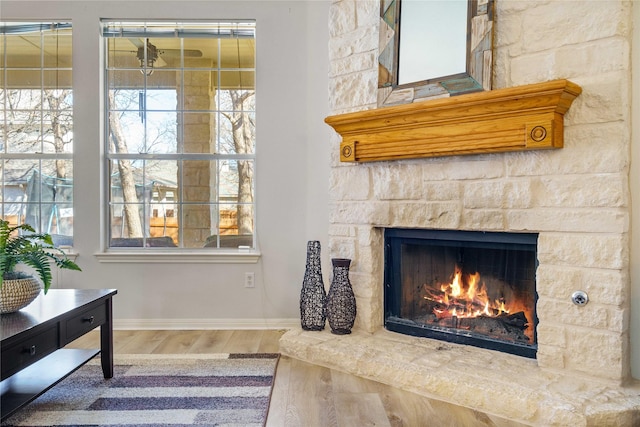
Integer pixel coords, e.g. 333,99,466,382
128,38,202,75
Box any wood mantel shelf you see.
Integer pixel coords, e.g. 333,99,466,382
325,79,582,162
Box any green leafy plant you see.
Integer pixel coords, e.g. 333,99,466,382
0,220,81,294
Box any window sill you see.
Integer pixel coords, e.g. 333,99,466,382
49,248,79,262
94,249,261,264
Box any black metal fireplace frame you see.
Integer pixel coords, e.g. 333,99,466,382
384,228,539,359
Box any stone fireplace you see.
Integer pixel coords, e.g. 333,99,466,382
281,0,639,425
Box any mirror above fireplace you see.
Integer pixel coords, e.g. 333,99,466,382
378,0,494,106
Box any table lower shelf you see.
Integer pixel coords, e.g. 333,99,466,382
0,348,100,422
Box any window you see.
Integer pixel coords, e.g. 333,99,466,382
0,22,74,246
102,21,256,250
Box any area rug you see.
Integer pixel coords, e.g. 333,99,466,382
1,353,280,427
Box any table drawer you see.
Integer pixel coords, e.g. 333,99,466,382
1,325,59,380
63,304,107,343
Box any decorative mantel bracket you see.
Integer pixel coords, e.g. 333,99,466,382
325,79,582,162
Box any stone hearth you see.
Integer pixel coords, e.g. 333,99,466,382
280,329,640,426
281,1,639,425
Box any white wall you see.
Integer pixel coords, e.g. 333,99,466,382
304,1,332,279
0,0,330,327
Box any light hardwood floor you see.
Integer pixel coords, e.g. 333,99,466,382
67,330,526,427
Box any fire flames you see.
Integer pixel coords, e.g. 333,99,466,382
423,266,534,342
427,267,509,320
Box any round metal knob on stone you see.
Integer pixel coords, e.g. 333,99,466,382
571,291,589,306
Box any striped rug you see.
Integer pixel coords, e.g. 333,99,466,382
1,353,279,427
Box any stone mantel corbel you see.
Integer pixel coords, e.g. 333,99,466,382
325,79,582,162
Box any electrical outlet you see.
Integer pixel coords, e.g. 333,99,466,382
244,272,255,288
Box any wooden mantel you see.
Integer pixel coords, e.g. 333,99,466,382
325,79,582,162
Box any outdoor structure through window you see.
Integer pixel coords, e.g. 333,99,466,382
102,21,256,249
0,22,74,247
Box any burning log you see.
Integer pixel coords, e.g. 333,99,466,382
423,288,446,304
498,311,528,329
433,307,449,320
420,272,533,343
424,293,489,315
444,311,530,343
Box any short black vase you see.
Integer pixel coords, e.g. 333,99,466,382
326,258,356,335
299,241,326,331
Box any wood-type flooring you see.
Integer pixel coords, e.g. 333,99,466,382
66,329,528,427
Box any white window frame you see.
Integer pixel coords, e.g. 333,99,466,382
98,20,258,261
0,22,75,247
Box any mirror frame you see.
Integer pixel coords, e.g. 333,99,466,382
378,0,494,107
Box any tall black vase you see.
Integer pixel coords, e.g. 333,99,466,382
299,241,326,331
326,258,356,335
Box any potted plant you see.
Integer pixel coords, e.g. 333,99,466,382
0,220,81,314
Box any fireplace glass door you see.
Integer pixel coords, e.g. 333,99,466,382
384,229,538,358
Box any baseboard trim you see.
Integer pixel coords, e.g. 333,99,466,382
113,318,299,330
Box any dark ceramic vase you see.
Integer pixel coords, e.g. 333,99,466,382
299,241,326,331
326,258,356,335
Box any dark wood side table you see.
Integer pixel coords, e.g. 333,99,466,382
0,288,117,421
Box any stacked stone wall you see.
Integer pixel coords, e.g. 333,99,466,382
327,0,632,382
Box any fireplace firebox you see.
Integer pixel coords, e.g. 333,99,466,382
384,229,538,358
